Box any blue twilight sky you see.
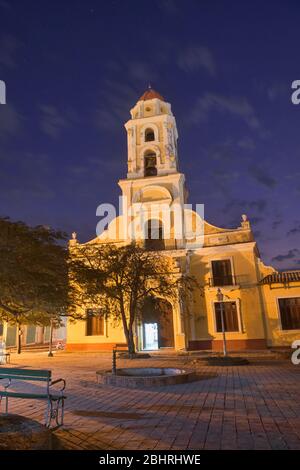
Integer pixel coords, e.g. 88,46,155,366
0,0,299,269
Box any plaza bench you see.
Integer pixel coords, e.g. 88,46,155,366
0,351,10,364
0,342,10,364
0,367,66,428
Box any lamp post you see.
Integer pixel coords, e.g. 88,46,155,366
217,288,227,357
17,322,22,355
48,319,54,357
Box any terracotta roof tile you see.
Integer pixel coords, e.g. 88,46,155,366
139,87,164,102
260,271,300,284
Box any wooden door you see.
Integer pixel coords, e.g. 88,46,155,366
158,300,174,348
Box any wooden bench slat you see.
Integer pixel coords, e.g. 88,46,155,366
0,367,51,378
0,375,50,381
0,391,66,400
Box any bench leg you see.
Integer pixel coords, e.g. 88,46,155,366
56,397,65,426
61,397,65,425
45,399,51,427
0,396,8,414
45,398,64,428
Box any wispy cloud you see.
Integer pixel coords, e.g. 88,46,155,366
177,46,216,76
39,105,78,138
272,219,282,230
105,58,157,85
267,82,287,102
128,61,158,82
272,248,299,262
237,137,256,150
0,150,54,201
248,199,267,213
285,171,300,180
0,33,21,69
190,93,260,129
0,104,23,138
207,142,235,162
209,168,239,196
95,81,138,132
287,222,300,236
248,164,277,188
223,198,267,215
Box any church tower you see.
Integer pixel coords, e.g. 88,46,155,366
125,86,179,178
119,87,187,248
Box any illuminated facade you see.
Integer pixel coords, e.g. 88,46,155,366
67,88,300,352
0,323,66,350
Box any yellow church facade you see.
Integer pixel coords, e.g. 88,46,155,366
67,88,300,352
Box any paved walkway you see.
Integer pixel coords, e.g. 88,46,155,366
1,351,300,450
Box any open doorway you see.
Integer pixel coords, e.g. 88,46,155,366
143,323,158,350
141,297,174,350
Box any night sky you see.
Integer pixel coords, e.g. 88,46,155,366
0,0,299,270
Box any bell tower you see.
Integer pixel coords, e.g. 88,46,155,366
124,86,179,178
118,87,187,249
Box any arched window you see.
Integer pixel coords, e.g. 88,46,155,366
144,151,157,177
145,128,155,142
144,219,165,251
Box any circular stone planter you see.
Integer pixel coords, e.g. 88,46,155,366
96,367,196,388
0,414,52,450
203,356,249,366
116,352,151,359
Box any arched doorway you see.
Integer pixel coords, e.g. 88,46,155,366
144,151,157,176
144,219,165,251
141,297,174,350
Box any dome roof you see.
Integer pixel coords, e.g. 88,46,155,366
138,87,165,102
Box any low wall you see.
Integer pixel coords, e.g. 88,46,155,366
188,338,267,351
66,342,127,352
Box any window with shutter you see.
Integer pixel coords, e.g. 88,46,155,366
86,308,104,336
278,298,300,330
211,260,233,286
215,302,239,332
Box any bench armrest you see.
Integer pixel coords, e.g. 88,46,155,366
1,378,12,390
50,378,66,392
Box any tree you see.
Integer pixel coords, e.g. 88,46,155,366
0,217,70,353
69,242,198,354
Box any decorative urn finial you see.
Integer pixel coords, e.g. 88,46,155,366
241,214,250,229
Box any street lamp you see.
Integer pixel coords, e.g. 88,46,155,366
217,288,227,357
48,319,54,357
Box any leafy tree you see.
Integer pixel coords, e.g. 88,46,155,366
69,242,198,355
0,217,69,353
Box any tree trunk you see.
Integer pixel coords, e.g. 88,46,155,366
127,326,136,355
119,302,135,356
128,300,137,356
17,322,22,354
120,306,130,350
